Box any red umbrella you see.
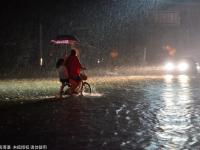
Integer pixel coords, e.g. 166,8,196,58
51,35,79,45
51,35,80,57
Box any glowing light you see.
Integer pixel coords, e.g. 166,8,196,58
164,62,175,72
40,58,43,66
177,62,189,72
196,63,200,70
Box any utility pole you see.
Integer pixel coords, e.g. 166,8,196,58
39,23,43,68
143,47,147,65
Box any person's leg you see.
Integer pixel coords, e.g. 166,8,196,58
59,82,65,97
74,80,81,93
73,76,82,93
69,79,77,94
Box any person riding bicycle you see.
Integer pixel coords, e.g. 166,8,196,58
65,49,86,94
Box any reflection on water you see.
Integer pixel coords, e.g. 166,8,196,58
164,74,174,84
1,76,200,149
156,75,192,149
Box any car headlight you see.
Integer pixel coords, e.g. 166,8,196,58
177,62,189,72
196,63,200,70
164,62,175,71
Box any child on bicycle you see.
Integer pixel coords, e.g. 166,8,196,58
56,58,69,97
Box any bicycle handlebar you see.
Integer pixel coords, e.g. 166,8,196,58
81,67,87,70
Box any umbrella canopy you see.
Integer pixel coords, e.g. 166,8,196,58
51,35,79,45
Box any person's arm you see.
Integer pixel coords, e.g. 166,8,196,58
63,66,69,78
80,62,86,70
81,66,86,70
76,56,86,69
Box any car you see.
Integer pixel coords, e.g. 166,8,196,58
163,57,200,75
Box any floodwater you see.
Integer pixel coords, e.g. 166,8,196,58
0,75,200,149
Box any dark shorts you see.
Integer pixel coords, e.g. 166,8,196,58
72,75,81,82
60,79,69,86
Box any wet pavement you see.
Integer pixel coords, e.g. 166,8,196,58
0,75,200,149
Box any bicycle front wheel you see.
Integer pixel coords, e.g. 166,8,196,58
81,82,91,96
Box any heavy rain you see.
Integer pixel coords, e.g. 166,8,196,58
1,0,200,149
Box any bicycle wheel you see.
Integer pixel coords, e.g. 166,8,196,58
81,82,91,96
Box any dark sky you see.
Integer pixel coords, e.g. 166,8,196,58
0,0,151,56
1,0,200,73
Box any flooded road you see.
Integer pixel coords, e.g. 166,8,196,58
0,75,200,149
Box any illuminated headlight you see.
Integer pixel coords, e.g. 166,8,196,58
197,66,200,70
177,62,189,72
196,63,200,70
164,62,175,71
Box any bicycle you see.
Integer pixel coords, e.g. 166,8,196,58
63,71,91,96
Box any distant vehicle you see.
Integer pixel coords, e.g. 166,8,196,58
163,57,200,75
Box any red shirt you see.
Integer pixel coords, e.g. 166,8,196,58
67,55,81,78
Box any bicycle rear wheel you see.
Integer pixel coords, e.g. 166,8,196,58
81,82,91,96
